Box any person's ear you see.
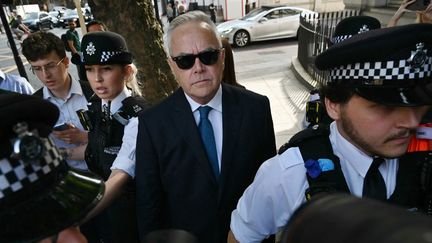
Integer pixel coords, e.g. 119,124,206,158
167,58,177,74
64,56,70,69
123,64,133,75
325,97,341,120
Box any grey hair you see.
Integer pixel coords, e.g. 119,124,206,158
164,10,222,56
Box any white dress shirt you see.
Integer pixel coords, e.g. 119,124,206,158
44,76,88,171
230,122,399,243
184,85,223,170
106,87,138,178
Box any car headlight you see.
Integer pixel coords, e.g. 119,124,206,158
219,28,233,34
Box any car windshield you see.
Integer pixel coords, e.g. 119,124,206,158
240,7,268,20
24,12,39,20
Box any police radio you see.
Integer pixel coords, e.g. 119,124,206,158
77,109,93,131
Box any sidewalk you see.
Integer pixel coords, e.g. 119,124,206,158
232,42,311,148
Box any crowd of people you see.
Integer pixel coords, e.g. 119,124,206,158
2,1,432,242
166,1,216,23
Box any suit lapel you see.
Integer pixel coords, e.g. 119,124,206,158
171,89,219,185
220,85,242,190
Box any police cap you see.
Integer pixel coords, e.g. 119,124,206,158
0,93,104,242
82,31,133,65
316,23,432,106
330,15,381,45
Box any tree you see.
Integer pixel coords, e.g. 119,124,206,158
88,0,177,105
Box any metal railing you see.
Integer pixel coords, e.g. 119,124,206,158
297,10,360,88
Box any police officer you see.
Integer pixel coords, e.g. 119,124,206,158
228,23,432,242
0,93,104,242
74,31,148,243
304,15,381,128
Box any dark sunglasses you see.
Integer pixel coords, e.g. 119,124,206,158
172,48,223,70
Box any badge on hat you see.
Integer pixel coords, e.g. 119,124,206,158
11,122,45,163
86,42,96,56
358,25,370,34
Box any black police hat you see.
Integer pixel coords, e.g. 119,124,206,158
316,23,432,106
82,31,133,65
330,15,381,45
0,93,104,242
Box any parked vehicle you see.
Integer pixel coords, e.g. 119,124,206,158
48,11,62,27
52,6,68,13
58,8,93,28
217,5,316,47
22,11,53,31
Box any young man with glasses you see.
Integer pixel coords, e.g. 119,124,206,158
135,11,276,243
22,31,91,171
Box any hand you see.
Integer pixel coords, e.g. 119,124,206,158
388,0,416,26
417,1,432,23
52,124,88,145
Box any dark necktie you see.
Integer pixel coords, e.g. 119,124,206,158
363,157,387,201
198,106,219,179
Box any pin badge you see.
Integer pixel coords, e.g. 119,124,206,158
358,25,369,34
86,42,96,56
12,122,45,163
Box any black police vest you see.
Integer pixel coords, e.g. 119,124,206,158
84,96,147,181
278,124,432,213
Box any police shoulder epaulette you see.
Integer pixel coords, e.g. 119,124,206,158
278,124,330,155
120,96,149,118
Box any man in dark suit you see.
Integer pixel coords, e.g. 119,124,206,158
135,11,276,243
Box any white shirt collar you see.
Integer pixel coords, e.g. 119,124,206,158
43,75,83,100
184,85,223,113
329,122,374,178
101,87,132,114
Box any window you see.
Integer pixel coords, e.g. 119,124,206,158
265,10,280,20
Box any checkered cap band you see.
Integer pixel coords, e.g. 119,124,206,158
0,138,62,199
101,51,121,63
330,56,432,81
331,35,352,44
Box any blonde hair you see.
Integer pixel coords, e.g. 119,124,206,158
125,63,142,97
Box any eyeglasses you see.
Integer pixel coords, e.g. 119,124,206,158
30,58,65,75
171,48,223,70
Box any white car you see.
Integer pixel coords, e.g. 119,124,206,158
217,5,316,47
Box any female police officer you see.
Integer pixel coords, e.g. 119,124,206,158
62,31,148,243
